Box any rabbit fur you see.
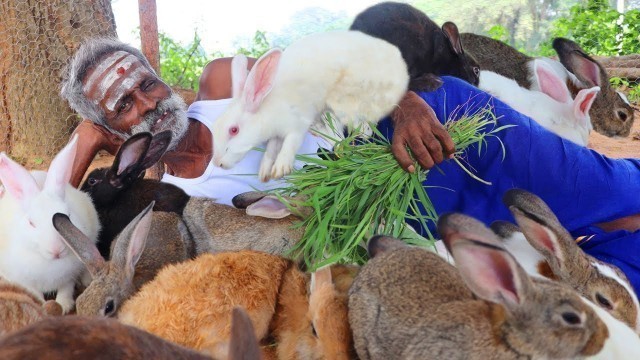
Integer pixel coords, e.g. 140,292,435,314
0,135,100,314
491,188,640,334
0,277,62,336
81,131,190,258
181,196,304,256
350,1,480,91
348,216,640,359
0,307,261,360
461,32,635,138
53,202,194,317
212,30,409,181
118,250,356,359
479,59,600,146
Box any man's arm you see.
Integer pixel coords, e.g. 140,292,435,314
70,120,123,188
390,91,456,172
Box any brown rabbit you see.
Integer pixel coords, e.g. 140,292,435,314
492,188,640,333
461,33,635,137
52,202,194,317
348,215,620,360
181,197,304,256
117,250,355,359
0,278,62,335
0,307,261,360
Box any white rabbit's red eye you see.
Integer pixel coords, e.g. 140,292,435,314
229,126,239,136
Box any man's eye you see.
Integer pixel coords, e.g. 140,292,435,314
142,80,156,91
118,99,132,113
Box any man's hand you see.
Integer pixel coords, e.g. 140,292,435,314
69,120,124,187
390,91,456,172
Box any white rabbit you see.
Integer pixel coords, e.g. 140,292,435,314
479,59,600,146
0,135,100,313
212,30,409,181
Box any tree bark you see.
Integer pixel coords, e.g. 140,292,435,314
0,0,116,164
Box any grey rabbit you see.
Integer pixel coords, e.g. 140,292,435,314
53,202,197,317
0,307,261,360
491,188,640,333
350,1,479,91
348,214,622,359
461,32,635,137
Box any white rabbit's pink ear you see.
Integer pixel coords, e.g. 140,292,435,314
242,48,282,113
245,195,291,219
573,86,600,126
534,60,570,103
44,134,78,198
0,152,39,206
231,54,249,99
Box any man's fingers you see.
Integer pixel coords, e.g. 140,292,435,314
423,136,444,164
391,136,416,172
433,126,456,157
408,136,435,170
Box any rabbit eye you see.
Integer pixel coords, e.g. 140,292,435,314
595,293,613,310
473,67,480,77
229,126,239,136
618,111,628,122
561,312,582,326
103,299,116,317
88,177,100,186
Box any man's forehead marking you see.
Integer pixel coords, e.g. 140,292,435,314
89,54,140,106
82,51,129,94
104,65,148,112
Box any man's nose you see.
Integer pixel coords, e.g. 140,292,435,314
135,91,158,115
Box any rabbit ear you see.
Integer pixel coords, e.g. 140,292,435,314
310,265,333,294
231,191,268,209
245,196,291,219
231,54,249,99
503,189,591,278
441,22,463,55
43,134,78,198
552,38,603,88
242,48,282,113
112,132,152,182
367,235,407,258
572,87,600,126
53,212,106,277
110,202,155,280
439,213,532,308
534,60,570,103
0,152,39,207
490,220,521,239
229,307,261,360
138,130,171,170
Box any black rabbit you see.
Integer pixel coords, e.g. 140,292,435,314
81,131,190,257
350,1,480,91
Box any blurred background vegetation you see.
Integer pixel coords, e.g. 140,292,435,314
159,0,640,102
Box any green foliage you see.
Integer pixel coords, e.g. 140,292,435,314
159,31,222,91
235,30,272,58
487,25,510,43
541,0,640,56
610,77,640,103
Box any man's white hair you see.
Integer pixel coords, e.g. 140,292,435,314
60,37,156,127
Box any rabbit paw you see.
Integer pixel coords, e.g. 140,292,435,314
55,283,76,314
270,159,293,180
259,158,275,182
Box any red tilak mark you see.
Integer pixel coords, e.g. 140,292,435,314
116,66,125,75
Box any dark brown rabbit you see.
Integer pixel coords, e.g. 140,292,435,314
0,307,261,360
350,1,479,91
461,32,635,137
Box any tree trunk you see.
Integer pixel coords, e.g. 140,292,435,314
0,0,116,165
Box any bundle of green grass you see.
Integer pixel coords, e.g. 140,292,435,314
273,107,510,269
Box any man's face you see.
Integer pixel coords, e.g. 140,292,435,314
82,51,188,149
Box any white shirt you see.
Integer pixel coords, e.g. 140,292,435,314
161,99,332,205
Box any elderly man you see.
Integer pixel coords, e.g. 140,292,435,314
60,37,455,203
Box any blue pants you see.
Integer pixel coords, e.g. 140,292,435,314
377,76,640,294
